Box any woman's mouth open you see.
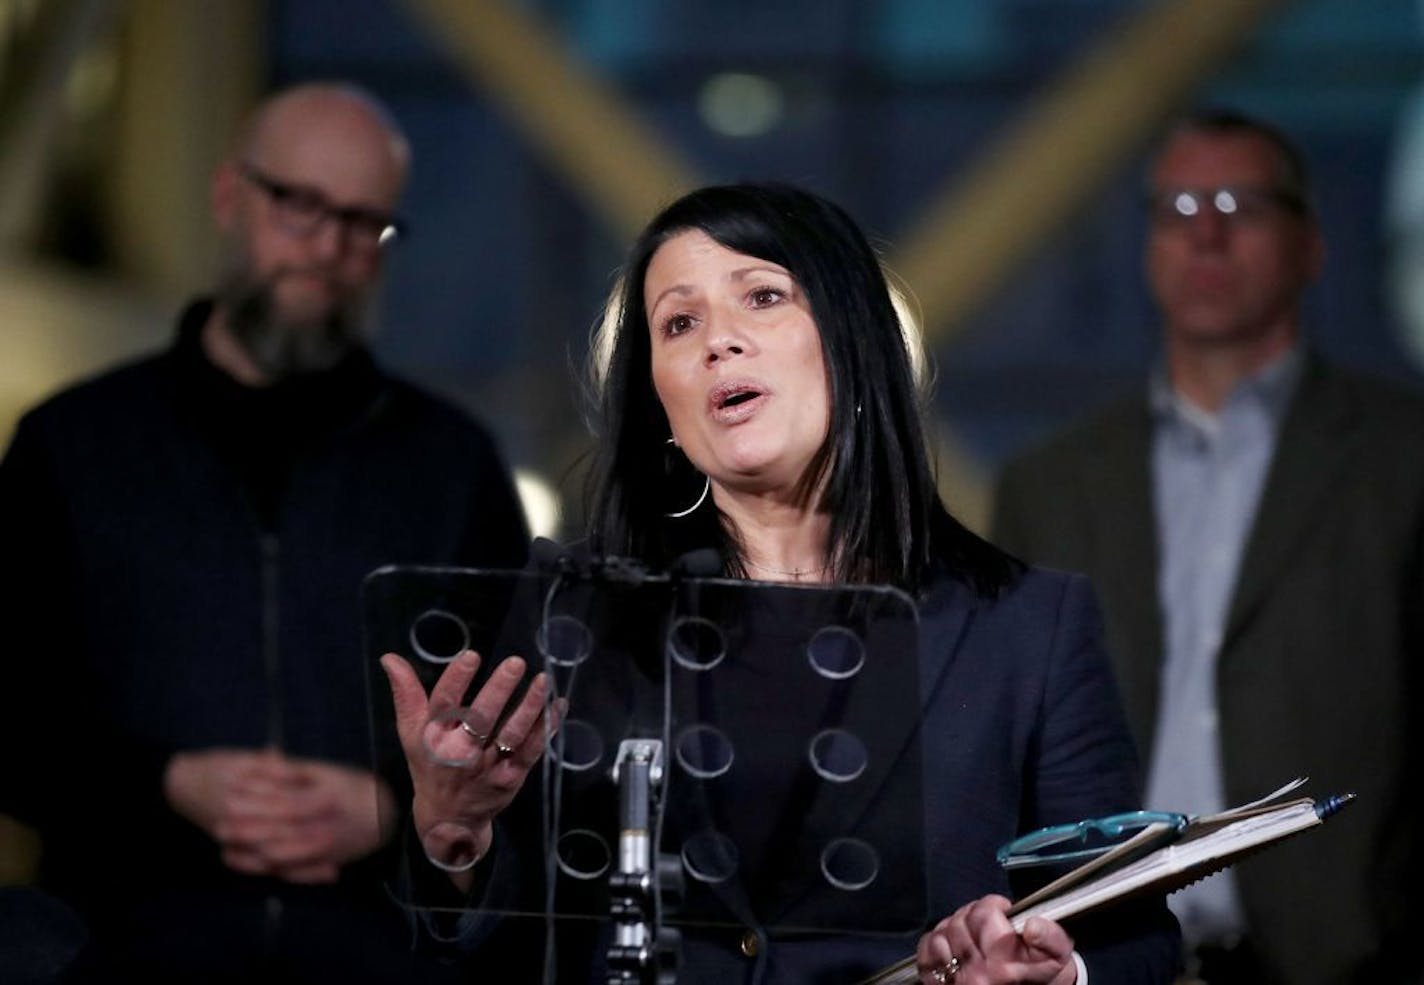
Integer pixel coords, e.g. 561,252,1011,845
708,381,768,424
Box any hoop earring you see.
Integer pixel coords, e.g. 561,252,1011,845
663,437,710,519
665,476,710,518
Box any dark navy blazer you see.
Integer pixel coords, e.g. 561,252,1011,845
544,564,1180,984
666,564,1181,984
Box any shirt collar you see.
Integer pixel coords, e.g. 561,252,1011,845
1149,346,1304,436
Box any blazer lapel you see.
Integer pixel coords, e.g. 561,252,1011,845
1079,403,1163,755
1223,359,1354,650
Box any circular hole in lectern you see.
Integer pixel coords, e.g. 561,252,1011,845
409,609,469,664
808,729,868,783
537,614,593,667
680,830,740,884
667,617,726,672
821,837,880,891
674,725,735,779
421,821,483,873
806,625,866,680
548,718,604,773
556,828,611,881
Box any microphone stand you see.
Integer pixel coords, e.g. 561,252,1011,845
606,739,679,984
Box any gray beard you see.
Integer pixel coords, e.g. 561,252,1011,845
218,272,371,380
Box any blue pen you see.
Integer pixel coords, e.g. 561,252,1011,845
1314,792,1355,820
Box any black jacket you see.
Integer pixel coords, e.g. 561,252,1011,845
0,303,529,982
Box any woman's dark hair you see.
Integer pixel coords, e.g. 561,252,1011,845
585,182,1018,597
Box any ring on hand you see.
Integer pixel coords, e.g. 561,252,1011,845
459,720,488,744
494,739,515,759
931,955,961,983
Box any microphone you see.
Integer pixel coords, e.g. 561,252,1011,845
530,536,569,569
530,538,653,584
670,548,722,578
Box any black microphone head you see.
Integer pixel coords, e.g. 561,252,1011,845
531,536,566,566
671,548,722,578
531,537,585,578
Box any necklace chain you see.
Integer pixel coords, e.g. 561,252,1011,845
744,558,830,579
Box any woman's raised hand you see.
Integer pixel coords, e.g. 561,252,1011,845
381,649,563,889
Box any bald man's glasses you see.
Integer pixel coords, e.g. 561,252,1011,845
241,163,406,251
1148,186,1307,226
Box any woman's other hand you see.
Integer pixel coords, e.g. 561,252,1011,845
917,895,1078,985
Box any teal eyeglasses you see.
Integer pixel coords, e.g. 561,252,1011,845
996,810,1188,870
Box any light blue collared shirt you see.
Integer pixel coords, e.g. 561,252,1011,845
1143,347,1303,948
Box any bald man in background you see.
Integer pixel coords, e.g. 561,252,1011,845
0,84,529,982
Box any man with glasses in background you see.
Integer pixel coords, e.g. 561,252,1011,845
0,83,528,982
992,111,1424,984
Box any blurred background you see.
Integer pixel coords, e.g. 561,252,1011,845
3,0,1423,879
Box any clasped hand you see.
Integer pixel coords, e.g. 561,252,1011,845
163,747,393,884
381,649,561,890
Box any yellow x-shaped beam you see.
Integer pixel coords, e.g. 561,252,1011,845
405,0,1289,347
403,0,1289,531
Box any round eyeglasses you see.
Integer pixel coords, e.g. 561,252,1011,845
1148,186,1306,224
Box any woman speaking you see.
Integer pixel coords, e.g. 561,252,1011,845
382,183,1179,984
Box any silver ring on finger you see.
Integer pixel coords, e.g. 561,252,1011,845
931,955,961,983
494,738,515,759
